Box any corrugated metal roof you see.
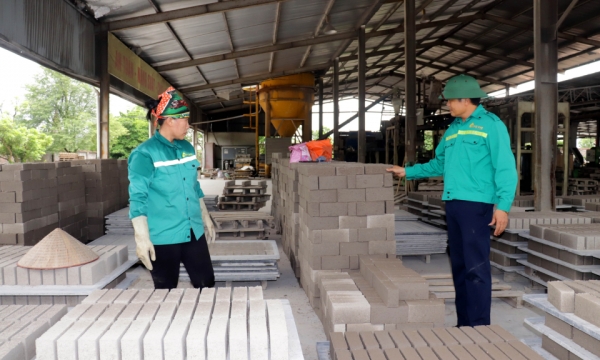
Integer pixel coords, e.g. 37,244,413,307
75,0,600,115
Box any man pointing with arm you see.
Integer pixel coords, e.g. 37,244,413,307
387,75,517,327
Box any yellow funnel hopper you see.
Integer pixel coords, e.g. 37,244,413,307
259,73,314,137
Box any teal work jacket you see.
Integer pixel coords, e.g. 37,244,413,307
405,105,517,212
128,131,204,245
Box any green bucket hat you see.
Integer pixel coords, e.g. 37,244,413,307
439,74,488,99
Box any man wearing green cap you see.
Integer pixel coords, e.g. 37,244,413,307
387,74,517,327
128,86,215,290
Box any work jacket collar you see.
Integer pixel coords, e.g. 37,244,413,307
454,104,486,125
155,130,179,148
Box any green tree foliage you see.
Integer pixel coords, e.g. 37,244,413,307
109,107,150,159
15,68,97,153
578,137,595,149
0,116,53,163
312,126,332,141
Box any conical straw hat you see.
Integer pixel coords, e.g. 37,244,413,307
17,228,99,269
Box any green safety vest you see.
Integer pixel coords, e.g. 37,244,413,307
128,131,205,245
405,105,517,212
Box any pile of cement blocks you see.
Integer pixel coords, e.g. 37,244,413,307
0,304,67,360
312,255,444,336
561,195,600,206
0,163,59,246
37,286,292,360
71,159,127,241
329,324,543,360
503,212,589,231
406,192,443,217
532,280,600,359
0,160,130,245
0,245,128,306
56,163,87,241
521,223,600,282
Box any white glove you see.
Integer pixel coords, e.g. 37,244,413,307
200,198,216,244
131,216,156,270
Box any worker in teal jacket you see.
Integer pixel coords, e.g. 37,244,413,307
129,86,215,290
387,75,517,327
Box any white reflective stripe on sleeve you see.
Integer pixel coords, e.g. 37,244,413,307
154,155,196,168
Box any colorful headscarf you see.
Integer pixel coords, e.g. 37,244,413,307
151,86,190,126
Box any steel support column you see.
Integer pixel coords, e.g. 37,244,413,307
404,0,417,165
318,77,324,139
533,0,558,211
97,32,110,159
333,58,340,158
302,88,313,142
358,25,367,163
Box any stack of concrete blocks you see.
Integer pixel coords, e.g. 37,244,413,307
525,223,600,282
55,163,87,242
0,245,128,306
117,160,129,209
406,192,443,217
536,280,600,359
36,286,292,360
296,162,397,306
329,324,544,360
503,212,590,231
71,160,122,241
561,195,600,206
271,153,302,276
0,163,59,246
0,304,67,360
315,255,444,336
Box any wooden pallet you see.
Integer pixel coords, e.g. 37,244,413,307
425,274,524,308
217,202,267,211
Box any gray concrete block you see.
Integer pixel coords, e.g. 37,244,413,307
19,304,51,323
36,321,77,360
267,300,288,360
82,290,107,305
98,319,132,360
147,289,168,303
131,289,154,304
104,251,118,274
181,289,200,303
120,319,151,360
163,318,191,360
174,302,197,320
3,265,17,286
186,317,210,360
16,267,30,285
248,286,263,301
163,289,184,304
548,281,575,313
137,303,160,320
12,320,49,360
3,305,36,321
0,341,25,360
79,304,108,321
113,290,138,304
143,318,172,360
56,319,95,360
155,302,178,320
62,304,92,322
42,270,55,285
80,258,107,285
98,304,126,322
207,318,228,360
216,287,232,303
118,303,143,320
97,289,122,304
198,288,215,303
232,287,248,303
77,318,113,360
193,302,214,321
229,317,248,360
37,305,68,326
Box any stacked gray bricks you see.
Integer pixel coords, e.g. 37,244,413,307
561,194,600,206
36,286,292,360
406,192,442,216
0,304,67,359
329,324,544,360
0,245,128,306
525,219,600,282
56,163,87,242
535,280,600,359
313,255,444,336
117,160,129,209
296,162,396,302
71,159,122,241
0,163,59,246
270,154,302,275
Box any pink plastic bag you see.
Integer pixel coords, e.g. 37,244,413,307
289,143,311,163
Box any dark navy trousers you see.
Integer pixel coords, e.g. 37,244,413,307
445,200,494,327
